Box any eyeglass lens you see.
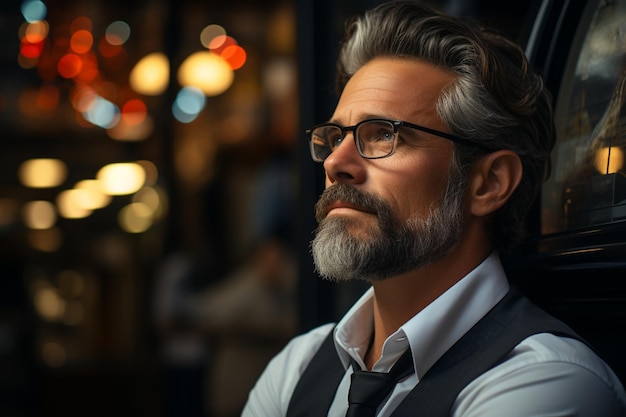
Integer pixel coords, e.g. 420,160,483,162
310,120,396,161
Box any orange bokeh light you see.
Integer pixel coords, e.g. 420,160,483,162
24,32,45,44
122,99,147,125
208,35,236,53
58,53,82,78
221,45,246,70
70,30,93,54
20,39,44,58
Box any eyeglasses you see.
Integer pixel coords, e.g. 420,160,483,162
306,118,491,162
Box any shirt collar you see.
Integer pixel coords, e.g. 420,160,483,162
333,252,510,378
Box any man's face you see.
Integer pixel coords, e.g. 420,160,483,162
311,58,467,282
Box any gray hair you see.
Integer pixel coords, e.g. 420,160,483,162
336,0,556,248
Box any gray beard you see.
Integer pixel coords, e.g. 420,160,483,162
310,169,466,282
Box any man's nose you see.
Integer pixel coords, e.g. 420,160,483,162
323,133,366,185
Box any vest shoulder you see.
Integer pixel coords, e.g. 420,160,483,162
277,322,336,373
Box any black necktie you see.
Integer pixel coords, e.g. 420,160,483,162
345,349,414,417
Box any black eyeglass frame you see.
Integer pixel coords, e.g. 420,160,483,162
305,118,493,162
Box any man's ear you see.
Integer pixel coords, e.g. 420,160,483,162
468,150,523,217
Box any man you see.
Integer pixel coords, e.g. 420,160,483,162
242,1,626,416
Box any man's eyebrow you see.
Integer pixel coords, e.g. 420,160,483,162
328,114,392,125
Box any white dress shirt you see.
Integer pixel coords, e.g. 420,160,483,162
242,253,626,416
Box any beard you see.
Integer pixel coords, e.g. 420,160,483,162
311,166,467,282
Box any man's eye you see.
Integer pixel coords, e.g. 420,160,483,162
330,134,344,148
370,128,394,142
381,130,395,141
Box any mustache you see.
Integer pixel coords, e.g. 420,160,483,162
314,184,391,223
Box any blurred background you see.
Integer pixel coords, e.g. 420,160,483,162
0,1,535,416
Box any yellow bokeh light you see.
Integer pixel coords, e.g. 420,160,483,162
96,162,146,195
133,186,159,212
34,287,65,321
56,189,93,219
594,146,624,175
18,158,67,188
133,186,168,219
129,52,170,95
23,200,56,229
119,202,153,233
73,179,112,209
178,51,234,96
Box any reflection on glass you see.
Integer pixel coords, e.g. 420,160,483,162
542,0,626,234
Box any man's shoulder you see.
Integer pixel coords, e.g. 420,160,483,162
278,322,336,370
455,333,626,416
242,323,336,417
266,322,339,385
511,333,625,391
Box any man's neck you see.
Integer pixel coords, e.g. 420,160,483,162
364,241,491,369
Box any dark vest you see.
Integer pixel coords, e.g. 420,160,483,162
286,288,583,416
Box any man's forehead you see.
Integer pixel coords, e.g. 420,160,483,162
334,58,454,125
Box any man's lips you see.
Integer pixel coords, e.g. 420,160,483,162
323,201,376,217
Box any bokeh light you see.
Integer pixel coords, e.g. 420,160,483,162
118,202,153,233
73,179,112,210
24,20,49,42
172,86,205,123
200,24,226,49
121,98,147,125
221,45,246,70
34,286,65,321
58,53,82,78
96,162,146,195
133,186,167,219
70,29,93,54
105,20,131,45
83,96,120,128
178,51,233,96
19,158,68,188
208,35,236,53
23,200,57,230
21,0,47,23
56,189,93,219
20,21,48,60
106,98,151,140
129,52,169,95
